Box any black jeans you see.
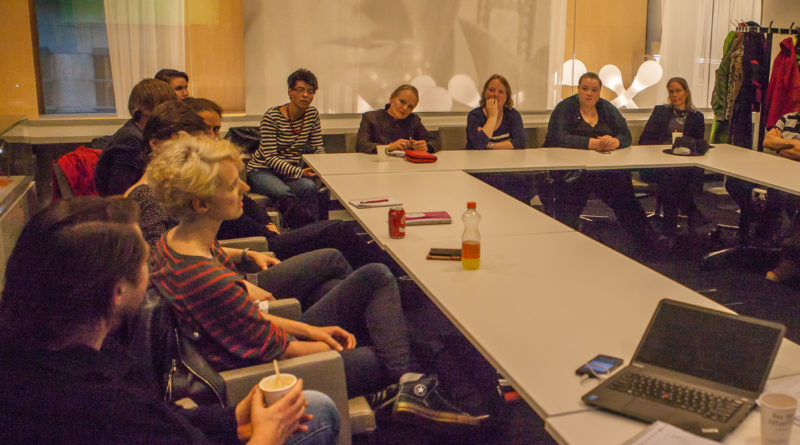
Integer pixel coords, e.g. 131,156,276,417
551,170,655,246
258,249,411,397
653,167,704,237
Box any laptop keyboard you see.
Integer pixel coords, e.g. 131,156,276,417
609,373,745,423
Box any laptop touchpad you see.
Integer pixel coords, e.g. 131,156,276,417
621,398,677,422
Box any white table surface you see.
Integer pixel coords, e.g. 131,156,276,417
304,148,581,176
542,145,701,170
545,373,800,445
318,170,571,244
377,231,795,418
700,144,800,195
308,143,800,441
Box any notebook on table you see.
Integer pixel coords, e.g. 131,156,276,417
582,299,785,441
405,211,452,226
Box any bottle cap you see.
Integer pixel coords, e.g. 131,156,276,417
467,201,476,209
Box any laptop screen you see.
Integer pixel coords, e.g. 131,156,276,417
633,300,785,393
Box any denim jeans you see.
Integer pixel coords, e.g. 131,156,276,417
247,168,319,221
286,390,340,445
257,250,411,397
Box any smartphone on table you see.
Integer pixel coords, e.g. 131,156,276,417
575,354,623,377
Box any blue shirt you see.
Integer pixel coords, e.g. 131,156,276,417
466,107,526,149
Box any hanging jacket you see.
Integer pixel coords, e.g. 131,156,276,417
51,145,101,200
711,31,741,122
764,36,800,128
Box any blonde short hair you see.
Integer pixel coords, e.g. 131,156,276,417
147,133,242,220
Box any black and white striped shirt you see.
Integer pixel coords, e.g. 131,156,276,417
774,112,800,141
247,105,324,179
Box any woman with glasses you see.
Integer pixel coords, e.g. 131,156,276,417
638,77,707,241
247,69,324,228
355,84,438,154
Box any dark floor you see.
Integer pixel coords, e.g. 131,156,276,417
350,177,800,445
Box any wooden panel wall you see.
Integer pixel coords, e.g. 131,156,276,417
562,0,648,100
0,0,41,119
185,0,246,113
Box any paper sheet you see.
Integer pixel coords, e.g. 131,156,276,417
622,421,719,445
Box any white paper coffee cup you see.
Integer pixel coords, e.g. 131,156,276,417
376,145,390,161
760,393,797,445
258,373,298,405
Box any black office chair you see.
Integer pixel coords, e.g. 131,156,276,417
701,179,783,269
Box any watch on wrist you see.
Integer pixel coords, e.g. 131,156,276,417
240,248,251,264
487,141,495,149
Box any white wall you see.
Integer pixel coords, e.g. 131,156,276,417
243,0,558,115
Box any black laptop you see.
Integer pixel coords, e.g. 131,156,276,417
582,299,785,441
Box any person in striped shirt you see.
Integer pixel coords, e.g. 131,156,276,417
247,69,324,228
762,110,800,282
148,133,488,429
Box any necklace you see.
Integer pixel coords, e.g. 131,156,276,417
286,105,305,135
673,107,688,125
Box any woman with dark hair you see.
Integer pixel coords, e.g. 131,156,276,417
466,74,532,203
355,84,438,154
148,133,486,428
0,197,340,445
155,68,190,100
152,98,404,271
247,69,324,228
124,100,212,247
544,72,662,249
639,77,707,240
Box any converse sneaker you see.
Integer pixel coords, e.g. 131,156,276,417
365,383,400,413
393,374,489,428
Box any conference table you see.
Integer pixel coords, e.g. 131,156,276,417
303,144,800,443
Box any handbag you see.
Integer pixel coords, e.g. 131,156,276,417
664,136,712,156
225,126,260,154
405,149,438,163
129,287,228,407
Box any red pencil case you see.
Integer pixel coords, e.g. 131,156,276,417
404,149,437,163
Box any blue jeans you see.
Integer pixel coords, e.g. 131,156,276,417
286,390,340,445
247,168,319,221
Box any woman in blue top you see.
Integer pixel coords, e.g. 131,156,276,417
466,74,532,203
466,74,526,150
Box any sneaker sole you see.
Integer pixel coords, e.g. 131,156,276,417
393,400,488,427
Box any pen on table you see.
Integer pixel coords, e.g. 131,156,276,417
360,198,389,204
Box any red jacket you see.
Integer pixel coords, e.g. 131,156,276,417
764,37,800,128
51,145,102,200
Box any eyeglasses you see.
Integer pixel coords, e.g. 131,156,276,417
292,87,316,95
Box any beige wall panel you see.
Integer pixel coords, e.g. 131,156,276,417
562,0,647,100
185,0,245,113
0,0,41,119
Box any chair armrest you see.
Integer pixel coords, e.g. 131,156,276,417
265,298,301,320
218,236,269,252
220,350,351,445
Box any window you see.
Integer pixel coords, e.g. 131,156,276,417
35,0,115,114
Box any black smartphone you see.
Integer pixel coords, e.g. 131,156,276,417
575,354,623,377
429,248,461,257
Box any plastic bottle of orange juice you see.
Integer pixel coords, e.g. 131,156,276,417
461,201,481,270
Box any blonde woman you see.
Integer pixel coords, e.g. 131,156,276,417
147,133,485,428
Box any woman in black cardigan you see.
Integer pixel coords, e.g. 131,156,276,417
639,77,706,240
355,84,438,154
